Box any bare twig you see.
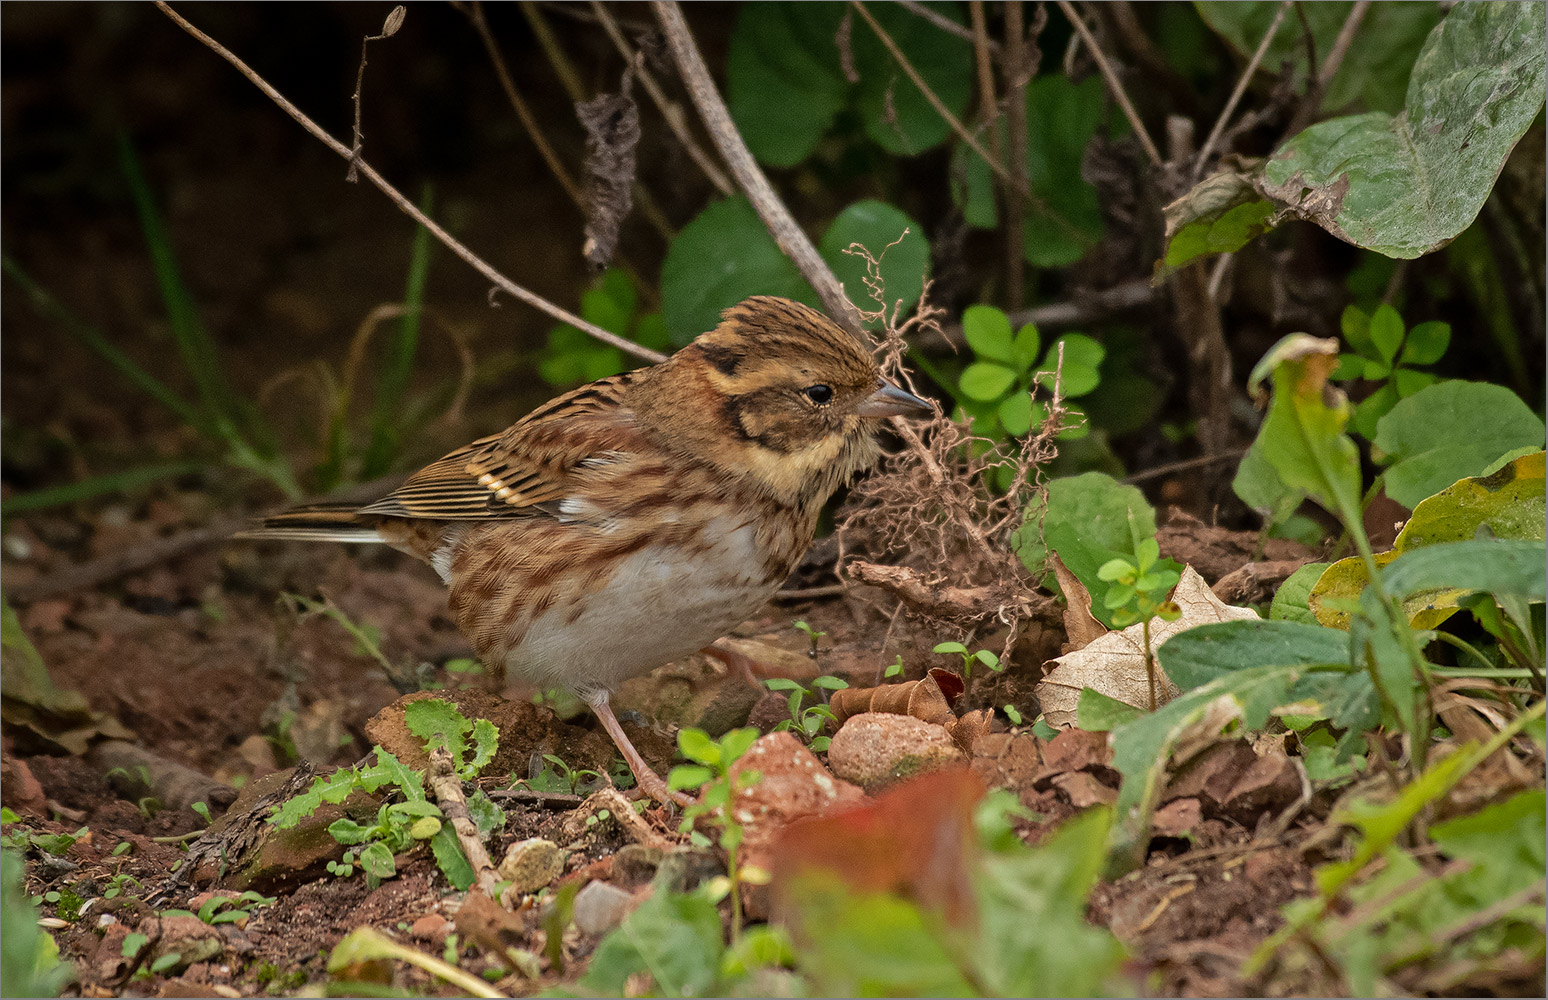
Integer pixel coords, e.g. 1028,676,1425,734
347,6,406,182
850,2,1018,193
896,0,993,51
155,2,666,364
461,1,584,209
1056,0,1163,169
1122,448,1248,485
1284,0,1371,135
590,1,732,196
1001,0,1033,309
518,0,675,243
1192,0,1292,181
428,746,499,897
652,0,861,333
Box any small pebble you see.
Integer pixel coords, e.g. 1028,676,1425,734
497,838,565,894
572,880,635,935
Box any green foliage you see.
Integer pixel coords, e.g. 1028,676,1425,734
1197,2,1440,113
269,701,504,893
727,2,970,166
763,676,847,752
931,640,1001,681
953,76,1111,266
539,268,670,386
1014,472,1179,629
668,727,762,935
1372,381,1546,509
954,305,1104,446
660,196,930,342
160,890,276,926
1167,2,1546,269
1333,303,1449,439
519,754,605,796
581,885,728,997
1098,537,1182,629
2,849,71,998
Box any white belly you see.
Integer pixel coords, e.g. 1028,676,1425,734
505,518,775,694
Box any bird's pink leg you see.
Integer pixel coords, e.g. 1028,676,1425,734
700,642,795,691
588,691,692,807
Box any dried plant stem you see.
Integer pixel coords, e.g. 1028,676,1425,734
1002,0,1031,309
347,6,405,183
1285,0,1371,135
891,418,1002,571
517,0,675,243
850,2,1016,193
590,0,732,196
463,1,585,208
427,746,499,898
1192,0,1292,181
897,0,992,50
155,2,666,364
1056,0,1162,169
652,0,861,333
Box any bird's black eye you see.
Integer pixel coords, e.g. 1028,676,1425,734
803,384,833,405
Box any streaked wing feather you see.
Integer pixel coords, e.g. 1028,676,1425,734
359,374,642,519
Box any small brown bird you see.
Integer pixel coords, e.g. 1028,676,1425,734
242,296,932,804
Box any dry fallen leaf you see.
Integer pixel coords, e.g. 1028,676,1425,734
1036,565,1259,727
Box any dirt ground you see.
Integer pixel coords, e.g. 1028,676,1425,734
3,5,1542,999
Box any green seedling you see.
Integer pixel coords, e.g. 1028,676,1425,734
932,640,1002,681
1098,535,1183,711
792,620,826,659
539,268,670,387
668,727,762,937
520,754,605,796
1332,303,1448,439
764,675,848,751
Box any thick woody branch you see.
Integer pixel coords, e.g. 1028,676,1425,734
427,746,499,898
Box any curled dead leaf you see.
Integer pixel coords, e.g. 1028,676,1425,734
830,667,963,727
1036,566,1259,727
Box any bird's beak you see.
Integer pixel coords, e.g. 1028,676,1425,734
854,380,934,418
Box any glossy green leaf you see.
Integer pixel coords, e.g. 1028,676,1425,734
726,4,847,168
960,362,1018,402
1399,320,1449,365
1367,304,1404,365
962,305,1015,365
998,392,1034,437
1271,563,1332,626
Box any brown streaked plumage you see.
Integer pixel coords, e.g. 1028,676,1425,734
240,296,932,804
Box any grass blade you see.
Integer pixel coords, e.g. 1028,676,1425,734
1,257,209,434
362,184,436,478
0,461,206,516
115,133,244,442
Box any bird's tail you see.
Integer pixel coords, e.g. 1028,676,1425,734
234,504,383,544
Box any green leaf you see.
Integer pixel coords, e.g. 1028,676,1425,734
1399,320,1449,366
726,4,847,168
1012,323,1042,372
1270,563,1332,625
404,698,470,760
997,392,1034,437
430,825,474,891
1232,436,1305,529
1397,450,1545,548
1248,335,1364,528
718,727,760,765
1258,1,1547,258
1366,304,1405,365
1076,688,1145,732
3,850,71,998
583,889,726,997
819,200,930,322
1341,304,1375,357
851,2,972,156
668,765,714,792
1015,472,1159,629
1040,334,1105,396
1373,381,1546,509
1157,620,1351,692
962,305,1015,365
1197,1,1440,113
1351,382,1400,440
467,719,498,777
357,841,396,880
660,196,813,344
677,728,719,767
959,362,1018,402
1379,539,1547,605
1157,169,1276,276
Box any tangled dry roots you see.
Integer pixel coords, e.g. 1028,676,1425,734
834,241,1068,651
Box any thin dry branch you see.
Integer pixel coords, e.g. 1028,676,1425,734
428,746,499,897
652,0,862,334
347,6,406,183
1057,0,1163,169
896,0,994,51
461,1,585,209
1284,0,1371,135
591,0,733,196
1192,0,1292,181
155,2,666,364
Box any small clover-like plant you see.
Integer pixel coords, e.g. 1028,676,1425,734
932,640,1003,681
1097,536,1182,710
1333,303,1449,439
955,304,1105,447
792,619,826,658
667,727,763,936
764,675,848,752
